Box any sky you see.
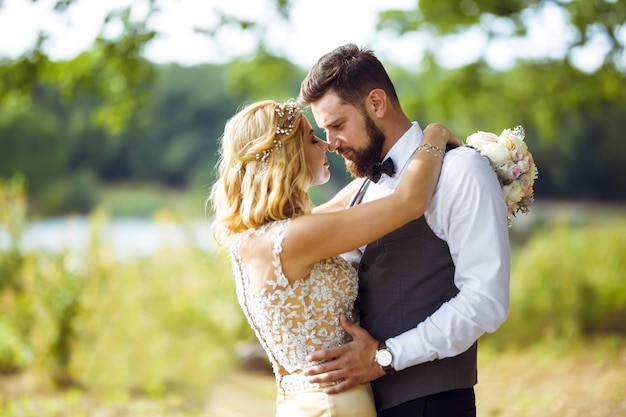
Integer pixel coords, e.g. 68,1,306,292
0,0,617,72
0,0,422,68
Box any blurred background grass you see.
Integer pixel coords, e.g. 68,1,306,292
0,176,253,410
1,176,625,416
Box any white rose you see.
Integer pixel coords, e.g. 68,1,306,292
482,142,512,167
500,128,528,154
510,135,527,154
503,181,524,205
466,131,499,149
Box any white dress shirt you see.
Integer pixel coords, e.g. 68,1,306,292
361,122,511,370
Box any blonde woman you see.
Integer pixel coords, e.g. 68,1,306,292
209,99,460,417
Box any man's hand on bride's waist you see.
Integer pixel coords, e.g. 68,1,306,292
304,314,385,394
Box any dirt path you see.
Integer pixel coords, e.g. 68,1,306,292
205,344,626,417
1,343,624,416
204,371,276,416
475,346,626,416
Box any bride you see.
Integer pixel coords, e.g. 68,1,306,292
209,99,460,416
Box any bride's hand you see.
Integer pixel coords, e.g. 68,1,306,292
424,123,463,148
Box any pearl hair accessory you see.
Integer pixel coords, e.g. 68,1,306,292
275,100,298,135
255,101,299,169
256,139,283,170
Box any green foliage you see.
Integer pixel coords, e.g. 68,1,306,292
376,0,626,203
0,3,156,134
2,57,626,214
390,60,626,200
378,0,626,70
100,184,208,220
67,220,247,394
0,174,28,250
0,61,249,216
1,174,81,379
0,320,32,372
224,48,306,101
120,63,245,188
0,388,203,416
487,211,626,349
1,0,626,215
0,180,252,394
2,172,626,413
0,104,71,196
99,183,170,217
37,168,103,216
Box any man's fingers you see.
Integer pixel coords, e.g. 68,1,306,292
303,360,338,377
307,369,346,385
306,345,342,363
424,122,463,147
323,377,358,395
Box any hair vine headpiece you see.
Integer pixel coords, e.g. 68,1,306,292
254,101,299,170
275,100,299,135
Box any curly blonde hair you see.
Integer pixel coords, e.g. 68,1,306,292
209,100,314,246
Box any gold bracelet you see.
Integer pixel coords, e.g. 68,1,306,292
417,143,444,160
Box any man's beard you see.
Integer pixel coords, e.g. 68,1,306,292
345,113,386,178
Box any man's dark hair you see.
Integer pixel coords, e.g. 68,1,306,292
298,43,400,109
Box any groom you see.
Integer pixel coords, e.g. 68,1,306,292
299,44,511,416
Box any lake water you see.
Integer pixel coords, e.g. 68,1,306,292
0,216,216,259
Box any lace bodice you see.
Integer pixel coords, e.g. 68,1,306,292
231,219,358,392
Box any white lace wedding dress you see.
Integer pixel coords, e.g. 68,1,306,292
230,219,375,417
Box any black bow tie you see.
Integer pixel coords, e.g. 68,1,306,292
367,158,396,183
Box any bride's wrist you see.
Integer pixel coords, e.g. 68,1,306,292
417,142,444,161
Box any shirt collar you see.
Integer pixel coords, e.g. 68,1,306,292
383,121,424,178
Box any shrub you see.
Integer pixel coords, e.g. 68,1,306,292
67,215,249,394
0,320,32,371
486,219,626,349
36,168,102,216
1,177,251,393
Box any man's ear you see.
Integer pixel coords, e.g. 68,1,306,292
367,89,387,118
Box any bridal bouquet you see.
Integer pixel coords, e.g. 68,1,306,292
466,126,538,223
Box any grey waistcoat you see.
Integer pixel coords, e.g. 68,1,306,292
357,216,477,411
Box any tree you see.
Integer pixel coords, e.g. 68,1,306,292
377,0,625,70
0,0,157,134
2,0,624,134
371,0,626,201
2,0,625,202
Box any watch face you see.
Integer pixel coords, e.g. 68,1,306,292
376,349,392,367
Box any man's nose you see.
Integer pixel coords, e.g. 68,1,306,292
326,133,340,152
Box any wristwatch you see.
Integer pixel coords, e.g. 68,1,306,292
375,341,396,374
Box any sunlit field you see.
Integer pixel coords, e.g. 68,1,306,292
205,342,626,417
1,177,625,416
2,345,625,416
